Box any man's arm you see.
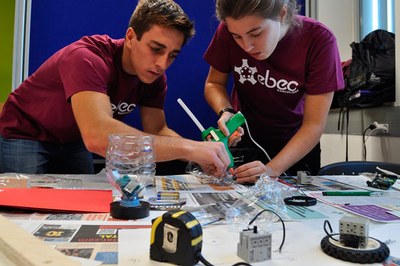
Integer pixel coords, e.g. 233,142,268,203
140,106,180,137
71,91,231,176
71,91,138,156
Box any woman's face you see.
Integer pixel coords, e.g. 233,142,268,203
225,14,286,61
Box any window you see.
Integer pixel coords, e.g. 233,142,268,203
360,0,395,39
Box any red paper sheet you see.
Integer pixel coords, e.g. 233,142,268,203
0,188,113,213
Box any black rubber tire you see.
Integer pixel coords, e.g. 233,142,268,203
320,236,390,264
110,200,150,220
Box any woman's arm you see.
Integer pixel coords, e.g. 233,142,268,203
204,66,231,115
234,91,334,183
205,66,243,145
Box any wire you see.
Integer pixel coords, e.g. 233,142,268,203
198,253,214,266
243,119,288,176
279,175,308,196
345,107,350,161
323,220,339,242
198,254,252,266
337,107,351,162
292,182,308,196
363,126,378,161
364,128,378,143
199,250,252,266
292,171,311,195
243,120,272,161
247,209,286,253
362,126,371,161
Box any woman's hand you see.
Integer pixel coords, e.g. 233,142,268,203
228,127,244,147
232,161,278,183
217,112,244,147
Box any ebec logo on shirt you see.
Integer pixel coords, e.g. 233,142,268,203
234,59,299,94
111,101,136,115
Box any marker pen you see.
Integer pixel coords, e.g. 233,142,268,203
322,191,381,196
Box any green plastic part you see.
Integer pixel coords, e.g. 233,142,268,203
201,112,246,168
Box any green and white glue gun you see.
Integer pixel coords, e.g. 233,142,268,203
177,98,245,169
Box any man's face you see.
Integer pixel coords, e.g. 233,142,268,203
124,25,184,83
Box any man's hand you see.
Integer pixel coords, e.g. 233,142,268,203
187,141,230,177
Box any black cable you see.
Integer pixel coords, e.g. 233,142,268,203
323,220,339,241
247,209,286,253
362,126,371,161
337,107,343,132
292,171,310,196
198,253,214,266
292,182,307,196
198,245,252,266
199,257,253,266
363,125,374,161
345,107,349,162
199,250,252,266
280,176,307,196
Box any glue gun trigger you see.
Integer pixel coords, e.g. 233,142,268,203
228,130,240,144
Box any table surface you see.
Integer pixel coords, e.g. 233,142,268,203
1,173,399,266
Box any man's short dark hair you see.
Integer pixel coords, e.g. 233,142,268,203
129,0,195,45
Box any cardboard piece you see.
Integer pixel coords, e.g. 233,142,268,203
0,214,80,266
0,188,112,213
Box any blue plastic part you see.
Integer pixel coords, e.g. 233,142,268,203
120,197,140,207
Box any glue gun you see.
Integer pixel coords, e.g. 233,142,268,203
201,112,246,168
177,98,246,170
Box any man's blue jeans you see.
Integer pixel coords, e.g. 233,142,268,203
0,136,94,174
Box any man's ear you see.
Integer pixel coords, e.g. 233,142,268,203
125,27,137,48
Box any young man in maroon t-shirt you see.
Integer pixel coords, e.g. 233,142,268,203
0,0,230,175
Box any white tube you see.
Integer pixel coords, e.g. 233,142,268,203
177,98,205,132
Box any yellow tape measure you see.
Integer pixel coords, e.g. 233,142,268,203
150,210,203,265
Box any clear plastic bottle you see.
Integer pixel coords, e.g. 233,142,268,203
225,174,287,232
105,134,156,208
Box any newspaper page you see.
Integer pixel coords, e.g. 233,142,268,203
155,174,246,192
21,221,152,265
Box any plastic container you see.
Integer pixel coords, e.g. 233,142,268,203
105,134,156,219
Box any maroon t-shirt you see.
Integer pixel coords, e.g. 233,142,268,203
0,35,167,144
204,16,344,151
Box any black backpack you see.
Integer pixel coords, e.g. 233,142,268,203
332,29,396,109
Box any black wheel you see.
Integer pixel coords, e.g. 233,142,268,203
320,236,390,264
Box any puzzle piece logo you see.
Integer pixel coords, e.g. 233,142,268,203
234,59,258,85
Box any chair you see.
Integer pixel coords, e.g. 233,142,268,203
318,161,400,176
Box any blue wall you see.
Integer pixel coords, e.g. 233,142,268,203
29,0,219,140
28,0,305,141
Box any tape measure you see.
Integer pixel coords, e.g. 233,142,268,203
150,210,203,265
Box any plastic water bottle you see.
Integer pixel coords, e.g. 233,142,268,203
105,134,156,207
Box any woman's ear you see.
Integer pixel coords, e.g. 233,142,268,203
279,5,288,23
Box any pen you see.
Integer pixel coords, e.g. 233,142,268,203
322,191,381,196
